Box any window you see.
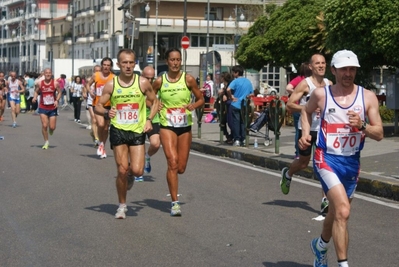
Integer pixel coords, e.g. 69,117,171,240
205,7,223,20
190,34,227,47
261,65,281,92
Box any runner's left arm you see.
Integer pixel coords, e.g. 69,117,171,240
140,76,158,133
18,80,26,94
360,89,383,141
54,81,62,107
185,74,204,111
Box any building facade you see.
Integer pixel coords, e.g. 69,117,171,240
0,0,71,74
1,0,288,92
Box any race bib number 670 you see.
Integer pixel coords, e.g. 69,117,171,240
326,124,362,156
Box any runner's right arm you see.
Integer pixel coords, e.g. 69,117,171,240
286,79,308,113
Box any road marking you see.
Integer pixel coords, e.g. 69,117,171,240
190,151,399,210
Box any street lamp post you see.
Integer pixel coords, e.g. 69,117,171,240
144,1,158,75
229,6,245,65
1,17,5,71
15,9,25,75
66,5,75,81
155,0,159,76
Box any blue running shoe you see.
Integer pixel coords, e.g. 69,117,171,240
310,238,328,267
134,176,144,182
144,156,151,174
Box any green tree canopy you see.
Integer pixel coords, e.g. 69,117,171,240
236,0,326,71
325,0,399,71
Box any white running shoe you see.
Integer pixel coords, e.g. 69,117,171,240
115,206,128,219
97,143,103,156
100,150,107,159
170,202,182,217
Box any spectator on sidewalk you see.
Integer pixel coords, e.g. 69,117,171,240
71,76,84,123
200,74,214,103
226,65,254,146
217,71,233,144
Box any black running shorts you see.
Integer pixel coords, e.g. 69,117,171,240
109,125,145,147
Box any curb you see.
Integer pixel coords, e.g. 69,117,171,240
191,139,399,201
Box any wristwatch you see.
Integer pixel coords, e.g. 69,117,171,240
359,120,367,131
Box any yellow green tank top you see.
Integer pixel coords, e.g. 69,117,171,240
110,75,146,132
159,72,192,127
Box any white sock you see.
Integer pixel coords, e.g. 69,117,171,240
317,236,328,250
119,203,127,208
338,260,349,267
285,171,292,179
145,153,150,159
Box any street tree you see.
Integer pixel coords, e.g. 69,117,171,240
236,0,326,71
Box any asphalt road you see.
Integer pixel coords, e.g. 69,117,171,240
0,110,398,267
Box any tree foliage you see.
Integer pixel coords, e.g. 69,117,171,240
236,0,326,70
325,0,399,71
237,0,399,76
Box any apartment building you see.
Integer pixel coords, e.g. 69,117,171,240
0,0,71,74
1,0,288,92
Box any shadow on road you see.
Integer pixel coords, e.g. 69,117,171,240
84,203,143,218
263,261,312,267
130,199,180,214
263,199,319,214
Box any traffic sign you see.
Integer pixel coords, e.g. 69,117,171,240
181,36,190,49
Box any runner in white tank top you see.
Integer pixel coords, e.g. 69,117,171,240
300,50,383,267
281,54,332,205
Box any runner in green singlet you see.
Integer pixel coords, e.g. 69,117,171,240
152,48,204,216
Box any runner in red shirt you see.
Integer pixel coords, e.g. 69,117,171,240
32,68,62,149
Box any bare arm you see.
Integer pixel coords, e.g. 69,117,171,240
32,83,40,103
362,89,383,141
185,74,204,111
18,81,26,94
54,81,62,107
286,79,308,113
84,74,95,98
286,83,295,95
299,88,325,149
140,76,158,114
94,79,114,118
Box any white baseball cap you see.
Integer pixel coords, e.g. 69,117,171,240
331,50,360,68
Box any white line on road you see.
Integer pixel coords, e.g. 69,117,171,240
190,151,399,210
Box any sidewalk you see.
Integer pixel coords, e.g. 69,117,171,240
190,121,399,201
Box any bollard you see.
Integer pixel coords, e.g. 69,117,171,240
269,99,286,154
241,98,254,148
195,105,204,139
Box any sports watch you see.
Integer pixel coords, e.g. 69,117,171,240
359,120,367,131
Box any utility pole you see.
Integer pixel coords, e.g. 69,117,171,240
183,0,187,72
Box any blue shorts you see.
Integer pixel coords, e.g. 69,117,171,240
9,98,21,105
38,108,58,117
313,148,359,198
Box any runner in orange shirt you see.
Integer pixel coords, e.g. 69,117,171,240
84,57,115,158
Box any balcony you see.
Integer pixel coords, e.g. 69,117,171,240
46,36,64,44
100,2,111,12
2,0,24,6
135,17,253,34
88,9,95,16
